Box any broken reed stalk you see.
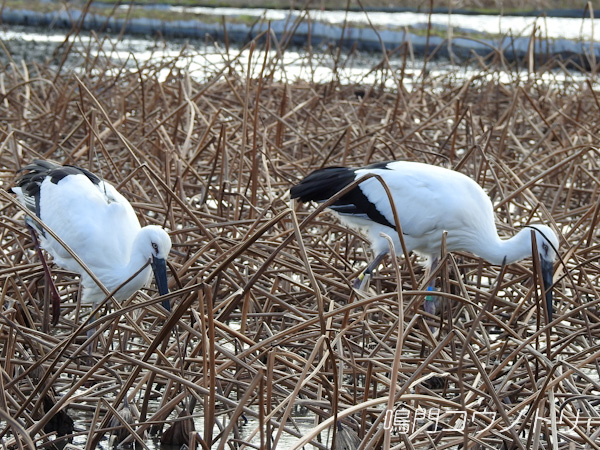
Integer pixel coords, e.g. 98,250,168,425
0,19,600,450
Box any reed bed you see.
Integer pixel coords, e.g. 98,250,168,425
0,24,599,450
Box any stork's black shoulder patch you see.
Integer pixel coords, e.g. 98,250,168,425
14,160,103,220
49,165,102,186
330,181,396,230
290,167,356,202
290,163,396,230
17,160,102,187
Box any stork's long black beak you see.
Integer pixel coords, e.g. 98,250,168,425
541,258,554,322
151,256,170,311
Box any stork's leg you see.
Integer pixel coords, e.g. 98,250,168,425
87,313,98,355
28,225,61,325
424,257,440,316
353,251,387,290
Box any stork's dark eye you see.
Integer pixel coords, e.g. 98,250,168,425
542,242,549,254
152,242,159,254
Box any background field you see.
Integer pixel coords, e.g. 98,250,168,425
7,0,597,15
82,0,593,12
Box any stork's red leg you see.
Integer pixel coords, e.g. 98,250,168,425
28,225,61,325
424,257,440,316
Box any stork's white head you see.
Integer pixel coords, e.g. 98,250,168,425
138,225,172,260
527,224,559,264
526,224,559,320
136,225,172,310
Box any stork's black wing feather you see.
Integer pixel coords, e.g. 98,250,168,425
289,167,356,202
290,164,396,229
13,160,103,220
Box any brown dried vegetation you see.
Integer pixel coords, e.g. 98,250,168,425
0,23,600,450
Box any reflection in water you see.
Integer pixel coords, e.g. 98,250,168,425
0,25,429,87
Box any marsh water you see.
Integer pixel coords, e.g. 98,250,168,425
1,6,598,88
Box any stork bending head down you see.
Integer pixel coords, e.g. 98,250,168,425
290,160,558,321
12,159,172,323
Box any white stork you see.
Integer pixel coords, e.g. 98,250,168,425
12,159,172,323
290,160,558,320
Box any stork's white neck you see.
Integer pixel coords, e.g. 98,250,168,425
122,229,155,283
95,229,153,301
473,228,537,266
